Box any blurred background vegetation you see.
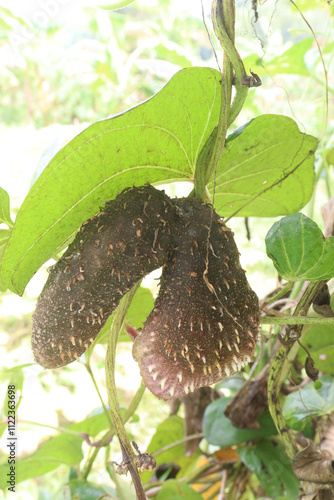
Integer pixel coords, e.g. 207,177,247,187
0,0,333,498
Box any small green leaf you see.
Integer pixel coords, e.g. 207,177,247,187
209,115,317,217
0,433,83,489
326,146,334,166
69,407,111,437
265,213,334,281
203,397,277,447
0,187,13,228
156,480,202,500
1,67,221,295
155,42,192,68
265,38,314,76
283,376,334,431
298,325,334,375
141,415,200,484
65,479,114,500
238,439,299,499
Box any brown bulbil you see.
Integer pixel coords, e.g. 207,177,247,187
32,185,178,368
132,198,259,400
32,185,259,398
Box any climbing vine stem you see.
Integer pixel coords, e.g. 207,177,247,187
267,281,326,458
261,316,334,326
81,380,145,480
268,345,297,458
105,280,146,500
194,0,235,202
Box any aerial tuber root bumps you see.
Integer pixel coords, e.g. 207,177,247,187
32,185,259,400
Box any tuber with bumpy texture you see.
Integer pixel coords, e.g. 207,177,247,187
32,185,178,368
132,198,259,400
32,185,259,400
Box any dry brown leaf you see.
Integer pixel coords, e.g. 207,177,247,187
293,439,334,483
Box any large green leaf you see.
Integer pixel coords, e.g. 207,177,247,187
0,433,83,489
208,115,317,217
203,397,277,448
238,439,299,499
265,213,334,281
298,325,334,375
283,376,334,431
1,67,221,295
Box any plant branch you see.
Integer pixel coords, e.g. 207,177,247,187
85,361,113,427
262,281,294,307
205,0,234,188
267,281,326,458
261,316,334,325
268,345,298,458
194,0,234,202
81,380,146,480
105,281,146,499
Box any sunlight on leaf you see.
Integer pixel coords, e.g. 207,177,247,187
209,115,317,218
1,67,221,295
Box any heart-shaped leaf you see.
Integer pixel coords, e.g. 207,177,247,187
1,67,221,295
265,212,334,281
209,115,317,217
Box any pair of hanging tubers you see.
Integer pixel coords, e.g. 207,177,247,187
32,185,259,401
